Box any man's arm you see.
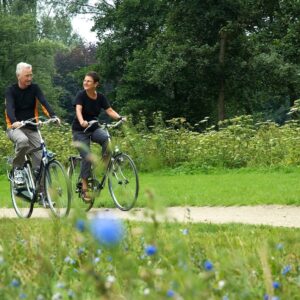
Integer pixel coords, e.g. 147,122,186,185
35,84,56,117
4,88,22,128
5,87,17,124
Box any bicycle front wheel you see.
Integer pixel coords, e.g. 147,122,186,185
108,153,139,211
45,160,71,217
9,171,34,218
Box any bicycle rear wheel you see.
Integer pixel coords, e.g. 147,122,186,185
108,153,139,211
67,157,95,212
45,160,71,217
10,165,34,218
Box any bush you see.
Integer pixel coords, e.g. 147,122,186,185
2,114,300,174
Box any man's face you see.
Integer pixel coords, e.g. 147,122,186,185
17,67,33,88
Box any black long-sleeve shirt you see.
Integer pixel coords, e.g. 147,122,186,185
5,83,56,129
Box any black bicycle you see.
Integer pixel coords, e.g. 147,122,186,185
68,119,139,211
7,117,71,218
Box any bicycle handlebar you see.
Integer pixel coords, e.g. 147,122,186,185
16,117,60,129
83,119,124,133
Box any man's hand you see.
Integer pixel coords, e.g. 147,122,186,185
11,121,22,129
118,116,127,122
52,116,61,125
80,120,88,128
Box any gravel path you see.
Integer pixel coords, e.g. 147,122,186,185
1,205,300,228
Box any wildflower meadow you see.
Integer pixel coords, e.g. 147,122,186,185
0,207,299,299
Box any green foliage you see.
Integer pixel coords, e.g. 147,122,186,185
112,113,300,172
92,0,300,124
2,113,300,174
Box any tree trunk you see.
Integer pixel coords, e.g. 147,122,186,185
218,30,227,121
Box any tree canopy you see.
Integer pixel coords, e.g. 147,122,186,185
1,0,300,127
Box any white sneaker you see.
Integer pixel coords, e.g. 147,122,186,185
14,168,25,186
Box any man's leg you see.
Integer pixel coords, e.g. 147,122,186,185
7,128,30,168
23,128,42,170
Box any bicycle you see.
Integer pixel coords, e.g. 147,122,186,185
67,119,139,211
7,117,72,218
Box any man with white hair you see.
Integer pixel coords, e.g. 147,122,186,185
5,62,60,191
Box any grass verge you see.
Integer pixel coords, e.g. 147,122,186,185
0,216,299,299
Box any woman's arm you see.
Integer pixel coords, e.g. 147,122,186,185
105,107,123,120
76,104,88,128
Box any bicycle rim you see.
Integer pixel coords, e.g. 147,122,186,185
10,169,34,218
45,160,71,217
108,153,139,211
68,158,95,212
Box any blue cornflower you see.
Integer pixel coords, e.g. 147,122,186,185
77,247,85,255
19,293,27,299
180,228,189,235
222,296,229,300
93,257,100,264
264,294,269,300
51,293,62,300
64,256,75,265
281,265,291,275
272,281,280,289
272,297,280,300
276,243,284,250
145,245,157,256
56,282,65,289
204,260,214,271
166,290,175,297
10,278,21,287
67,290,75,298
90,215,125,246
75,219,85,232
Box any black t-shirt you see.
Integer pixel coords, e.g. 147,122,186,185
5,83,56,129
72,90,111,131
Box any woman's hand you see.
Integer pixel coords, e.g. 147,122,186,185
80,120,89,128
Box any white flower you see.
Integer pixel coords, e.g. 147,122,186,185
218,280,226,289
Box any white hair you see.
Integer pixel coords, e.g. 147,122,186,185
16,62,32,76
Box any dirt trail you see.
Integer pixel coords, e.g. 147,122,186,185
1,205,300,228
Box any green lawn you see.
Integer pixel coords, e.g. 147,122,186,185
1,168,300,208
137,168,300,207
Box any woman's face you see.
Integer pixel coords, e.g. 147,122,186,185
83,75,98,91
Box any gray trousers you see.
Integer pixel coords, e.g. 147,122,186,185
7,127,42,170
73,128,109,179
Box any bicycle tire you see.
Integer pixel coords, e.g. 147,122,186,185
10,164,34,218
67,157,95,212
44,160,71,217
108,153,139,211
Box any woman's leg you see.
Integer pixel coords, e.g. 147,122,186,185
73,131,92,192
91,128,110,166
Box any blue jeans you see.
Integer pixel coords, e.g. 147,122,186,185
72,128,109,179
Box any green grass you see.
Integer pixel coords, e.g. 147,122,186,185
1,167,300,208
0,217,299,299
136,167,300,206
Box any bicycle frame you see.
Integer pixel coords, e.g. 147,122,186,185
70,120,123,194
69,118,138,211
9,117,57,201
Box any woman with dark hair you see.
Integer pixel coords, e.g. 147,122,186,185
72,71,124,201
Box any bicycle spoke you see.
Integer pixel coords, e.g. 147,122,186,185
68,157,95,211
45,160,71,217
10,166,34,218
108,153,139,211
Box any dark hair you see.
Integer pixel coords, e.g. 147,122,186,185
85,71,100,83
